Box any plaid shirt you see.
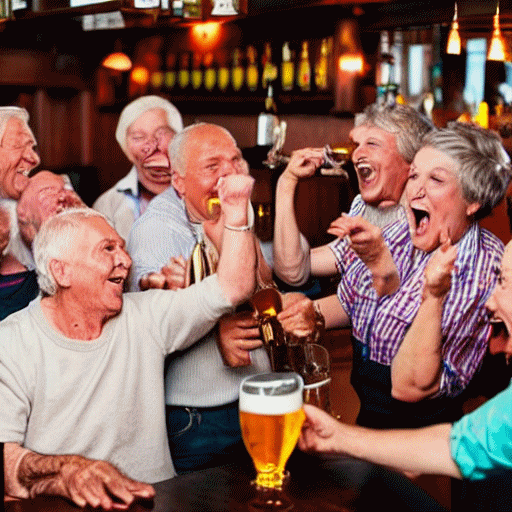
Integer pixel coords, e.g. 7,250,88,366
331,220,503,397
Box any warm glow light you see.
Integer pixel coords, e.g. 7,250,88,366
191,22,222,50
338,54,364,73
130,66,150,85
446,3,461,55
102,52,132,71
487,2,506,61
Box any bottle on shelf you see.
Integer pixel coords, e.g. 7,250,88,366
376,30,398,106
281,42,294,92
315,38,330,91
261,42,277,90
231,47,244,92
297,40,311,92
257,83,279,147
246,45,259,92
203,52,217,92
164,52,176,91
217,52,230,92
178,52,191,90
191,52,203,91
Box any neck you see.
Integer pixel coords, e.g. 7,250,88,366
0,253,27,275
41,293,111,341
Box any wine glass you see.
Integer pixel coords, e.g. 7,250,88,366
239,372,305,510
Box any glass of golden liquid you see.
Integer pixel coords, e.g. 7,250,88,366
240,372,305,510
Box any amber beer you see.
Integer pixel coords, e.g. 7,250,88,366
206,196,221,219
239,373,305,489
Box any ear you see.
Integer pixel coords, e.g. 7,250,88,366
49,259,72,289
172,172,185,197
466,202,481,217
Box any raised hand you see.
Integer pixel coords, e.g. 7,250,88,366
139,255,187,290
423,234,457,299
281,148,325,183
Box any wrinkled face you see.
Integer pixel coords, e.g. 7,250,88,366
486,243,512,362
172,126,249,222
349,124,410,207
405,146,478,253
63,217,132,319
125,108,176,196
0,117,40,200
17,171,84,246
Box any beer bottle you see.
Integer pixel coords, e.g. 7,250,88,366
297,40,311,92
231,48,244,92
246,45,259,92
281,42,294,92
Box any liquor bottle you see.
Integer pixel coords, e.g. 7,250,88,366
246,45,259,92
164,52,176,91
217,53,230,92
297,41,311,92
257,84,278,147
315,38,329,91
178,52,191,90
191,52,203,91
261,42,277,90
183,0,201,18
203,52,216,92
231,48,244,92
281,42,294,92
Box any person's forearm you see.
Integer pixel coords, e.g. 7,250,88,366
391,294,444,402
315,294,350,330
217,217,257,306
337,422,461,478
273,173,311,286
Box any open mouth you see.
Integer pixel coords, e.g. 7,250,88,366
144,154,170,169
411,207,430,236
354,161,375,182
488,318,510,355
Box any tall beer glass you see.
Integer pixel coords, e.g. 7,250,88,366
239,372,305,491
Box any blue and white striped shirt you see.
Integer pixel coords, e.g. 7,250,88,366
331,220,503,397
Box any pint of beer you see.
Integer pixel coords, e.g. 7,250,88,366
239,373,305,490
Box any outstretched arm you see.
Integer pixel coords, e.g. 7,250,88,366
4,443,155,509
299,405,461,478
391,237,457,402
273,148,325,286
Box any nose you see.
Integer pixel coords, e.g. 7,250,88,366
407,176,426,199
116,247,132,269
142,137,158,155
23,145,40,167
485,290,497,314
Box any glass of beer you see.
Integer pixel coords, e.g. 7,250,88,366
289,343,331,414
239,372,305,497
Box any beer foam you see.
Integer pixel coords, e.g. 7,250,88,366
239,373,303,415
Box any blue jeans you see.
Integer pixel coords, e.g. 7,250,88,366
166,400,250,474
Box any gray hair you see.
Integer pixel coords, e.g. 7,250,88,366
354,103,434,163
169,123,238,177
0,107,32,146
421,122,512,220
34,208,110,296
115,95,184,154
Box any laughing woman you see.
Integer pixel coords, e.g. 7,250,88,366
316,122,512,429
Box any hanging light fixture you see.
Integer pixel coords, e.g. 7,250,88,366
102,52,133,72
446,3,461,55
487,1,506,61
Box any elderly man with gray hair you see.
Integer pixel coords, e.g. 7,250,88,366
1,169,258,508
93,95,183,241
273,102,434,288
0,106,41,262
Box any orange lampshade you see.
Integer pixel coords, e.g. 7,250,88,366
102,52,132,72
487,2,506,61
446,3,461,55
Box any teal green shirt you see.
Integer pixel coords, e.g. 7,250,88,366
450,380,512,480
